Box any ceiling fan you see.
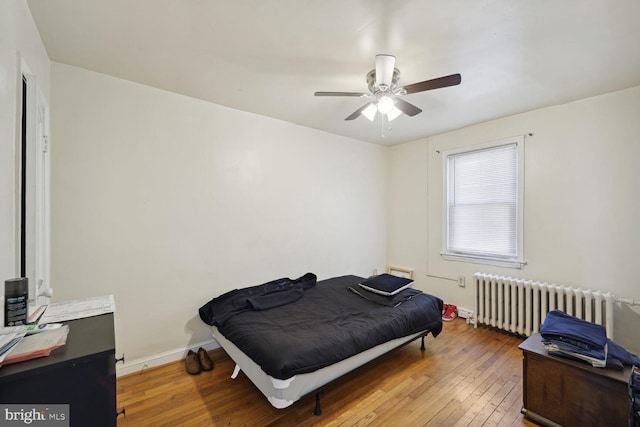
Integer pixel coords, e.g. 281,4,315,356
315,54,461,123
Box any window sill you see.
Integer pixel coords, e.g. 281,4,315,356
441,253,527,269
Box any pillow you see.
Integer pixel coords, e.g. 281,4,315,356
358,273,414,296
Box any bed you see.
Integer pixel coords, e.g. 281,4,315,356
199,273,443,412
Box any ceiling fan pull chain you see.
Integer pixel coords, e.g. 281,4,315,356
380,114,385,139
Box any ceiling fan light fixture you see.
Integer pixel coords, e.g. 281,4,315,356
377,96,395,114
361,103,377,121
387,105,402,121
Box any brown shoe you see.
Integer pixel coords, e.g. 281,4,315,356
186,350,201,375
198,347,214,371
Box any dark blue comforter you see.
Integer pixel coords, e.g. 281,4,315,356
199,274,443,379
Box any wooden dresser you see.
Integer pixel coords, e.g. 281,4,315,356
519,333,631,427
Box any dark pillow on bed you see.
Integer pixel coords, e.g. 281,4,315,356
359,273,413,296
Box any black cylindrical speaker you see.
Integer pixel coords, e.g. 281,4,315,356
5,277,28,326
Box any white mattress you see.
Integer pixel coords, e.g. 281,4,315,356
211,326,425,409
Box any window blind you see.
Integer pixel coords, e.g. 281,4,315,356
446,143,518,259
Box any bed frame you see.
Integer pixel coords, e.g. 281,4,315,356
211,326,428,414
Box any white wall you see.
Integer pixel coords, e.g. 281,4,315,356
0,1,49,291
388,86,640,353
50,63,387,368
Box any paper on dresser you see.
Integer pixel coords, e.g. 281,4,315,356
39,295,115,323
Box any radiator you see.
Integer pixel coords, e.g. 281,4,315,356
473,273,615,339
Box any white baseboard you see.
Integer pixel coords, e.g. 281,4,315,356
116,339,220,377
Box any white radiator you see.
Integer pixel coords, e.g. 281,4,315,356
473,273,615,339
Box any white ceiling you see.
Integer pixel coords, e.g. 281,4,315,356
26,0,640,145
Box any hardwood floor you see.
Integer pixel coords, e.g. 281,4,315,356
116,318,539,426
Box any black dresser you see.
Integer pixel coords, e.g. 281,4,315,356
0,313,117,426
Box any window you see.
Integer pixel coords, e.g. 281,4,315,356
442,136,525,268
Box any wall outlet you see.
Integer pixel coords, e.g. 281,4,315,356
457,275,466,287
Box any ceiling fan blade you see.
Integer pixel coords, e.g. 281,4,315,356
394,98,422,117
345,102,375,121
402,73,461,95
314,91,367,97
375,54,396,88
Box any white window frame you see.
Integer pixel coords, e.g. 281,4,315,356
441,136,526,269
